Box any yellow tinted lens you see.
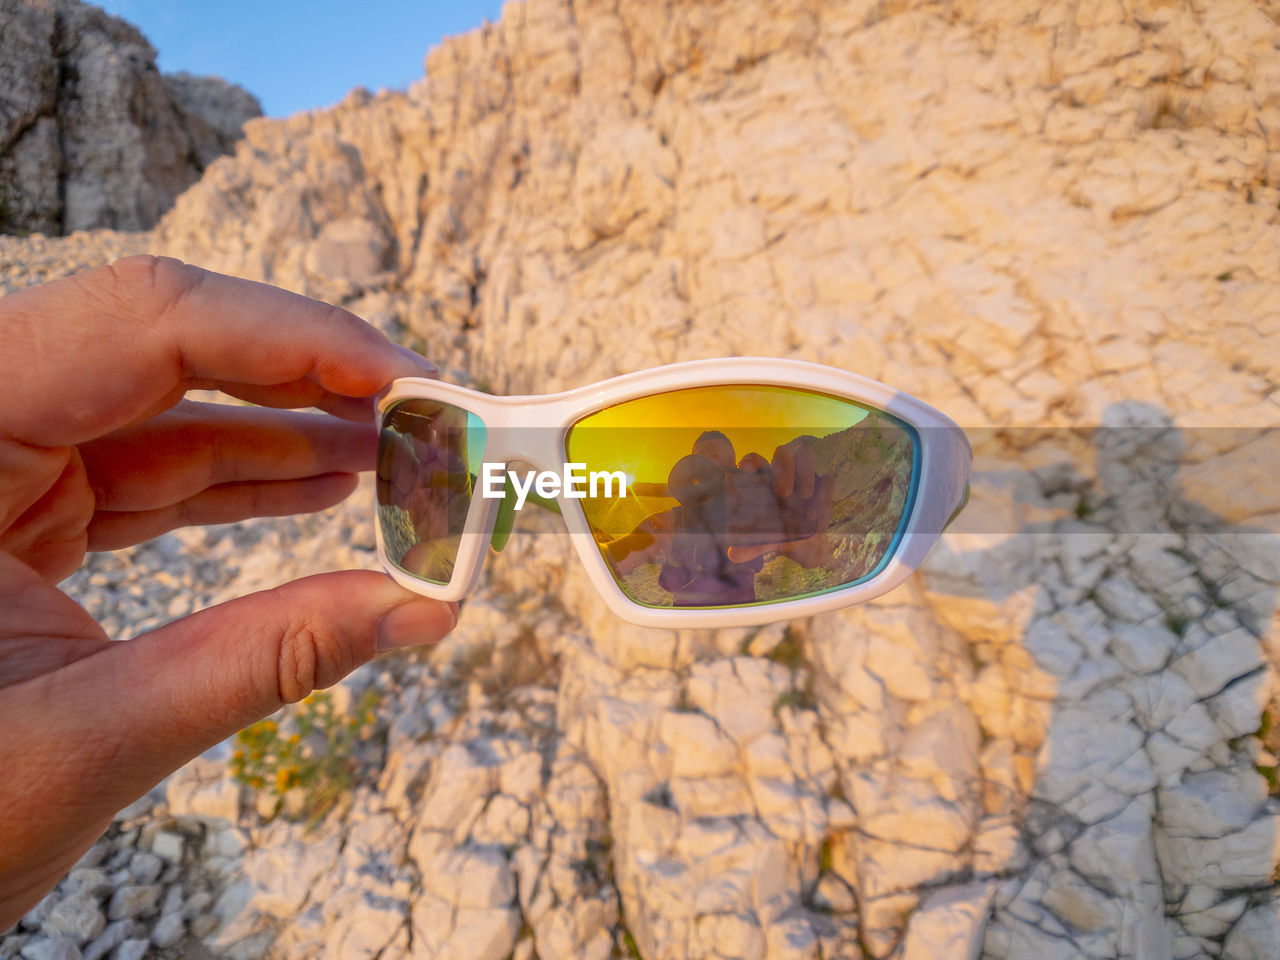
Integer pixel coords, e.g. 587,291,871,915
377,399,485,585
566,385,917,608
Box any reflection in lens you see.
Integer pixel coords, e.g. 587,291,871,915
376,399,486,585
566,385,918,609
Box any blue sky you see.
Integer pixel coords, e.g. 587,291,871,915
93,1,508,117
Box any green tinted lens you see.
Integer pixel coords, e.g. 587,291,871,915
377,399,486,585
565,384,918,609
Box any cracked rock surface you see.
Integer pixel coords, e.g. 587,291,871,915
3,0,1280,958
0,0,261,235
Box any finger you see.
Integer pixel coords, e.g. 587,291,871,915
86,473,359,551
90,570,453,780
216,380,378,423
771,444,796,499
793,443,815,499
79,401,375,513
728,536,817,564
0,570,456,914
737,452,769,474
0,255,438,446
0,553,110,689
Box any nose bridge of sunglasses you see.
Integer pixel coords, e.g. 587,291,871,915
483,454,566,553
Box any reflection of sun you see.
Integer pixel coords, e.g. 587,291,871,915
567,384,869,487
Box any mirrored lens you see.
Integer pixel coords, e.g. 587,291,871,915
377,399,486,585
565,385,918,609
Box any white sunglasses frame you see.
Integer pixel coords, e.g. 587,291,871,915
374,357,971,628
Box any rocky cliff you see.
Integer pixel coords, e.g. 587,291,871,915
2,1,1280,959
0,0,261,235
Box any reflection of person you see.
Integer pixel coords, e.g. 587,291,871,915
608,430,835,605
0,256,458,930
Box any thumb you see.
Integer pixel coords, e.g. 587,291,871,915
104,570,456,774
10,571,455,821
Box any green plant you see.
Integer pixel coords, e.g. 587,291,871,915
772,687,816,719
620,928,643,959
767,628,805,671
818,836,835,873
230,688,380,823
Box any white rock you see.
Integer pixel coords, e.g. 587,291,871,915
164,758,240,825
105,887,160,923
81,920,134,960
18,939,82,960
322,897,405,960
149,832,183,864
149,914,183,950
1109,622,1176,674
659,710,739,779
422,847,516,910
1158,769,1266,839
1222,892,1280,960
1170,627,1261,699
901,882,996,960
126,854,162,885
1156,813,1279,891
112,941,147,960
41,895,104,943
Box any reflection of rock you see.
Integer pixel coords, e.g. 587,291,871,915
808,413,916,579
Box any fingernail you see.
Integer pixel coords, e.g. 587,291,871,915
377,599,457,651
394,344,439,379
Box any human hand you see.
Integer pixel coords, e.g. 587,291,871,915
727,441,834,566
0,256,457,930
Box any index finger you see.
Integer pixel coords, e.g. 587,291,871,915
0,255,437,446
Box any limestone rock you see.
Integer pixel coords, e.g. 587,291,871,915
0,0,260,235
4,2,1280,960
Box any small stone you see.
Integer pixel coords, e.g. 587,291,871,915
74,846,110,870
18,938,82,960
206,829,247,859
112,797,151,823
149,832,183,864
159,886,183,917
113,831,137,853
136,824,163,854
111,942,148,960
21,895,57,931
106,886,161,922
181,893,213,920
41,894,105,943
189,914,219,939
150,913,184,949
127,854,162,885
62,869,110,900
82,921,133,960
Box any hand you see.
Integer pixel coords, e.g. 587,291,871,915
727,440,835,566
0,256,457,930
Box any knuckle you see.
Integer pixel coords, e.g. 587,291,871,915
100,255,203,326
276,614,323,704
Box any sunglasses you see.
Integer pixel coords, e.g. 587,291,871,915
374,358,971,628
